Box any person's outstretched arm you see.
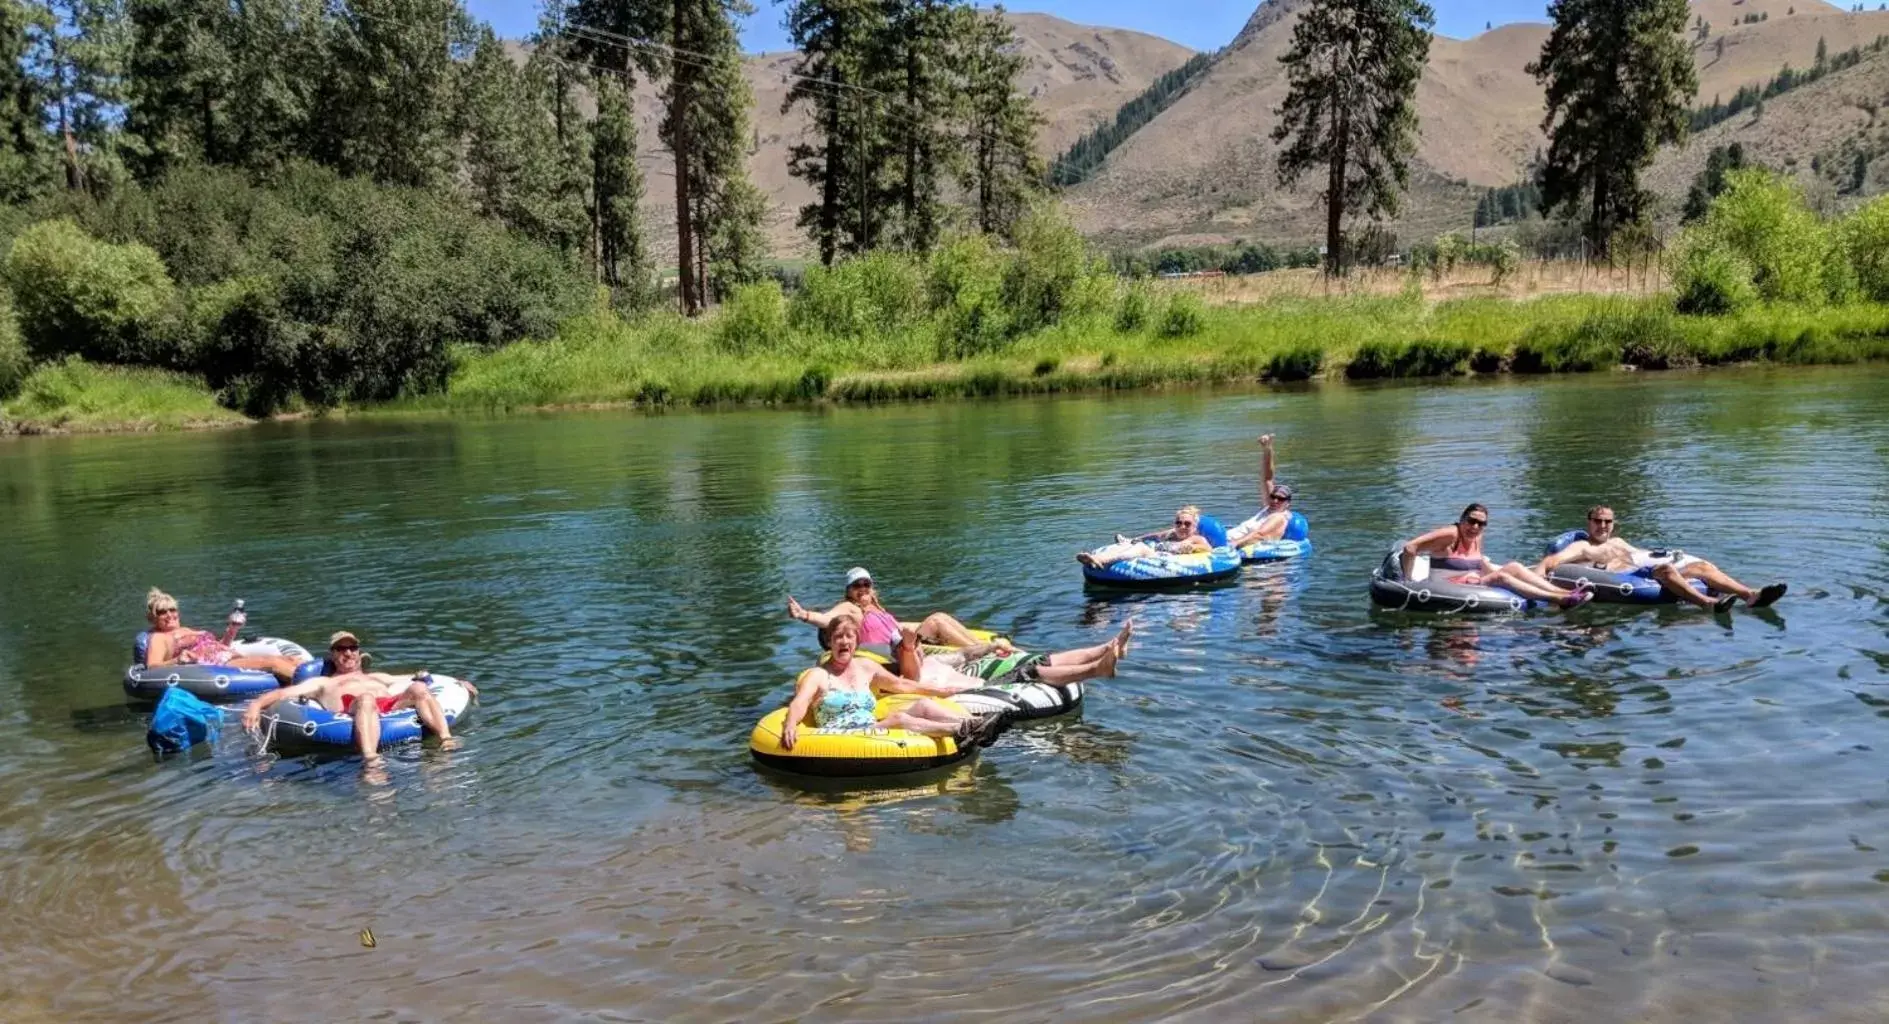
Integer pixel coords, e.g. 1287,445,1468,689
242,678,327,730
1258,434,1276,503
1401,526,1454,579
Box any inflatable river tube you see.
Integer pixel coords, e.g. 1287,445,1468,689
1369,552,1542,615
953,679,1081,721
1081,547,1243,590
263,674,472,750
751,691,977,778
852,627,1006,665
124,636,312,704
1236,512,1314,564
1542,530,1707,604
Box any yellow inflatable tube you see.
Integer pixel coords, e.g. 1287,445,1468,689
750,685,976,778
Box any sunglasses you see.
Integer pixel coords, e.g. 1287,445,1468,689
1270,493,1290,502
331,643,360,653
1588,517,1615,525
155,607,179,615
1174,518,1196,527
847,580,873,589
1464,517,1488,527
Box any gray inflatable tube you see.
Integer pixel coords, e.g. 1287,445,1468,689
1369,552,1540,615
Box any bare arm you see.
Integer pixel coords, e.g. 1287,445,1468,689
1258,434,1275,502
871,661,968,697
780,671,826,751
1401,526,1456,578
786,596,860,630
242,678,327,729
1537,540,1593,573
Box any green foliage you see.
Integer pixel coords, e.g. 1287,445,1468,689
717,280,789,354
0,287,25,397
1689,36,1889,132
1531,0,1696,253
1840,193,1889,300
1691,169,1831,305
1682,143,1750,224
1002,205,1105,333
2,355,245,431
1048,50,1217,187
1114,282,1152,333
791,251,927,339
959,6,1041,237
1274,0,1434,274
1156,291,1205,338
1670,236,1757,314
3,218,179,365
927,232,1009,357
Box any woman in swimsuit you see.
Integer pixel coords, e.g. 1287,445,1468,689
139,588,302,683
785,566,980,647
892,620,1134,691
1398,505,1593,608
1078,505,1216,568
778,617,1005,751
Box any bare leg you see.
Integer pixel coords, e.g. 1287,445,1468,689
1650,564,1722,609
1035,645,1119,686
1043,641,1114,666
352,697,382,762
917,612,979,648
1678,560,1757,603
231,655,301,683
391,681,454,744
1476,563,1583,605
1079,542,1155,569
879,708,964,737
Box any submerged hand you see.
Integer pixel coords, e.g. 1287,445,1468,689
781,719,798,751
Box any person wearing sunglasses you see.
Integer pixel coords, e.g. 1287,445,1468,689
1399,504,1593,608
1077,505,1216,569
1536,505,1785,612
1227,434,1295,547
138,587,302,683
786,567,981,648
242,631,474,762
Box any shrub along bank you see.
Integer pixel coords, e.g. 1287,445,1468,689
9,184,1889,432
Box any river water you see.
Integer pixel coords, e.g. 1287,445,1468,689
2,368,1888,1022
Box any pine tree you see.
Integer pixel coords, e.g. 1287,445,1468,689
0,0,56,200
879,0,957,251
324,0,471,189
956,4,1038,237
32,0,130,192
590,72,649,299
222,0,328,172
783,0,887,264
1529,0,1695,255
123,0,230,175
1272,0,1434,276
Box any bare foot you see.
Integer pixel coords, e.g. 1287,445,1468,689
1113,617,1136,658
438,736,461,752
1077,552,1100,568
1098,644,1119,678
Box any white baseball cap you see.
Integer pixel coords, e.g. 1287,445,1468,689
844,567,873,587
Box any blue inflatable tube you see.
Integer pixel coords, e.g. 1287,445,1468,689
260,674,473,750
123,634,313,704
1082,546,1243,590
1236,512,1313,563
1542,530,1706,604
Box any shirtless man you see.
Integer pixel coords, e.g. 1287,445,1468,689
241,631,474,762
1227,434,1294,547
888,621,1133,694
1536,505,1786,613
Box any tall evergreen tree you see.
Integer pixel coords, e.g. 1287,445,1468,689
31,0,130,192
325,0,471,189
0,0,56,200
955,4,1037,237
783,0,886,264
123,0,230,175
1270,0,1433,276
685,0,764,300
221,0,328,172
590,72,649,297
1529,0,1695,255
878,0,955,251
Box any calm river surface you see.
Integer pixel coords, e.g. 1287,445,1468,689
3,368,1889,1022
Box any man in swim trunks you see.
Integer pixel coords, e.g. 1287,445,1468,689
240,631,473,762
1227,434,1294,547
889,621,1134,694
1535,505,1786,613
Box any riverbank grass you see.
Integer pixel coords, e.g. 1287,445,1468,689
426,294,1889,411
1,358,249,434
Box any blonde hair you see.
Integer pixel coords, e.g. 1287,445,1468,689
1176,505,1201,519
146,587,177,616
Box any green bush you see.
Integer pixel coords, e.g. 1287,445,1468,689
717,280,789,354
1841,194,1889,300
1004,206,1106,334
927,233,1010,358
1696,169,1831,304
1157,291,1206,338
3,219,180,366
791,252,926,340
1671,236,1758,314
1266,344,1323,381
0,290,24,398
1114,282,1152,333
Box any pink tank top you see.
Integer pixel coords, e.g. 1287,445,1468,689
859,609,901,645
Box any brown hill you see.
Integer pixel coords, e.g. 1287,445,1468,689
608,13,1191,261
1064,0,1889,251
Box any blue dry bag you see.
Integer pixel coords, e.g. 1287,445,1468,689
147,687,223,755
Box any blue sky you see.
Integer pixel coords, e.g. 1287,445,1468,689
465,0,1560,53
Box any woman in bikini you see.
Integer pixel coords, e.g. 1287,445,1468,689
778,617,1004,751
1398,504,1593,608
139,588,302,683
1077,505,1216,568
785,566,980,648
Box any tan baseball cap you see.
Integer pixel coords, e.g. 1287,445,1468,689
328,630,360,649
